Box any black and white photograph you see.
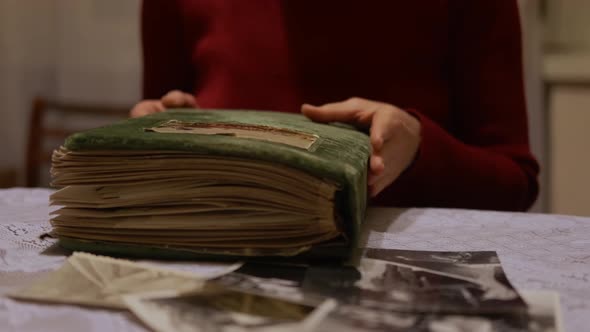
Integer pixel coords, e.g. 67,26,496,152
124,284,320,332
364,248,501,265
206,251,563,332
217,263,311,304
214,250,527,316
302,250,527,316
316,290,563,332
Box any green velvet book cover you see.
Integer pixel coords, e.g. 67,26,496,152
52,109,371,261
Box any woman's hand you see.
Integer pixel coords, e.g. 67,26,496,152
302,97,421,197
129,90,198,118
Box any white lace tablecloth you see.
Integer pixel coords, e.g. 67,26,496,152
0,188,588,332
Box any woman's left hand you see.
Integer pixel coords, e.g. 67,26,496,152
302,97,421,197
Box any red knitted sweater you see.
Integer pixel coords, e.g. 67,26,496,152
141,0,539,211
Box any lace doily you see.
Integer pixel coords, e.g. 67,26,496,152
1,189,589,331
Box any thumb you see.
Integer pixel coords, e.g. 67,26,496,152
369,107,397,151
301,103,358,124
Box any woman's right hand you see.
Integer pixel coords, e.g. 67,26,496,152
129,90,198,118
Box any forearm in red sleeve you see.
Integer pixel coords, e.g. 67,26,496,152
373,110,539,211
373,0,539,211
141,0,197,99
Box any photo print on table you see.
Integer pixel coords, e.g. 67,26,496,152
210,249,561,332
124,284,336,332
316,290,562,332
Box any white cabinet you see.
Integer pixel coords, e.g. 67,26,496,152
545,52,590,216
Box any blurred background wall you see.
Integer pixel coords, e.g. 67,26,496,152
0,0,589,215
542,0,590,216
0,0,141,186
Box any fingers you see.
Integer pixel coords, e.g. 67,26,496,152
303,97,420,198
368,156,386,196
129,100,165,118
368,151,401,197
369,155,385,181
130,89,197,118
301,98,375,128
368,154,389,196
368,109,420,197
131,90,197,118
161,90,198,108
370,106,399,151
301,103,361,124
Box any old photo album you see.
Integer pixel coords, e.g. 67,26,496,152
49,110,371,259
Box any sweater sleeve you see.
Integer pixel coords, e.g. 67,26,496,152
141,0,197,99
372,0,539,211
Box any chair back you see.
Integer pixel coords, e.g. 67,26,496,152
26,97,130,187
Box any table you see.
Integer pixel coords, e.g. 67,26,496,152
1,188,588,331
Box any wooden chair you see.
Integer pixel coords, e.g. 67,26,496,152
25,97,131,187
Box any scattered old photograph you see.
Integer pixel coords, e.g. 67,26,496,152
364,248,501,265
216,263,310,304
363,249,526,312
9,252,206,309
316,290,562,332
302,257,527,316
196,249,561,332
363,248,517,295
214,250,526,316
124,283,332,332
